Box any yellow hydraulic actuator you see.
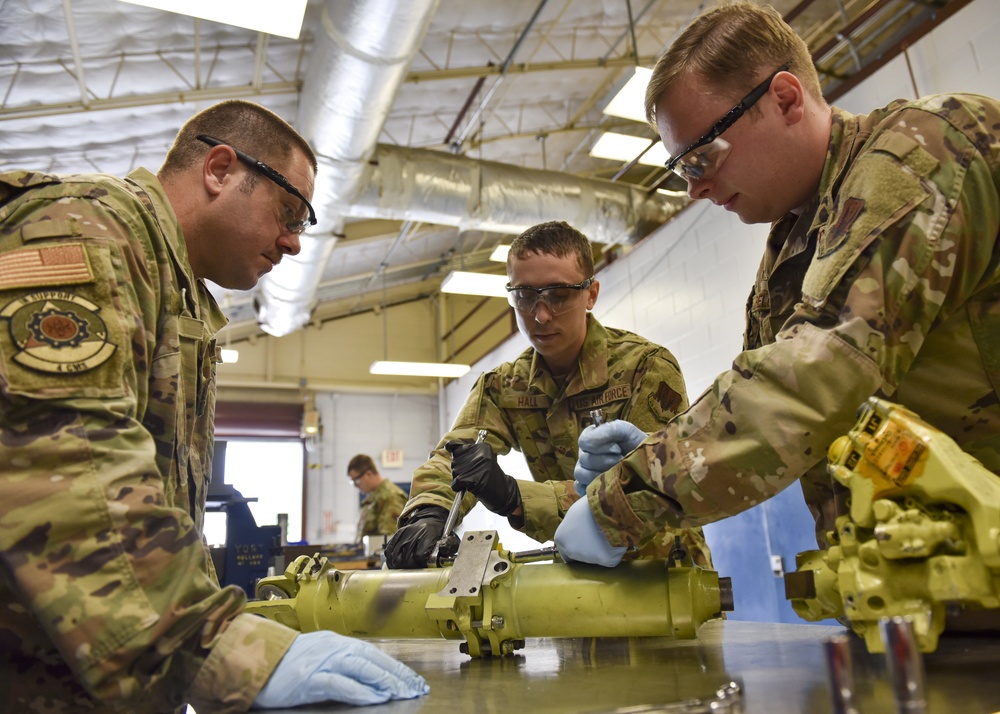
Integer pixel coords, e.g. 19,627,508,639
785,397,1000,653
246,531,733,657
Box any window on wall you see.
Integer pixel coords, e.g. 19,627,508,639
203,438,305,546
205,401,307,546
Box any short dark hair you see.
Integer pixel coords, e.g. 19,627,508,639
347,454,378,476
507,221,595,278
160,99,317,181
644,2,823,129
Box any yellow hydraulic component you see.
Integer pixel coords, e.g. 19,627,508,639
785,397,1000,653
247,530,732,657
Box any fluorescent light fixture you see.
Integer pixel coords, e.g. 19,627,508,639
440,271,509,298
117,0,308,39
220,348,240,364
590,132,668,167
603,66,653,123
370,361,471,378
490,245,511,263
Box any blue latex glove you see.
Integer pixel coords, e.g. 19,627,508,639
252,631,429,709
555,498,627,568
573,420,648,497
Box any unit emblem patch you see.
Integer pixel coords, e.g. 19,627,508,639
1,291,117,373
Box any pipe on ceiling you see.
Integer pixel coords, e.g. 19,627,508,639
350,143,683,244
254,0,442,336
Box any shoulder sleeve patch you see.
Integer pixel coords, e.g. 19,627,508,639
648,381,683,423
0,291,117,375
803,150,930,309
0,243,126,399
0,243,94,290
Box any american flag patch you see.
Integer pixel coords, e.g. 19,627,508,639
0,243,93,290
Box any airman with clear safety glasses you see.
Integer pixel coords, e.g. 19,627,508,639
664,64,789,182
505,276,596,315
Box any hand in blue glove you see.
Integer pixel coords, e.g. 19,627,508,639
573,420,648,497
252,630,429,709
554,497,627,568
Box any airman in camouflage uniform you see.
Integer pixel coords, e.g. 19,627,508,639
387,221,712,568
357,479,410,539
0,101,425,712
559,3,1000,561
348,454,409,539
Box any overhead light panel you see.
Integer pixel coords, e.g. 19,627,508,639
220,348,240,364
490,245,511,263
370,361,471,378
603,67,653,123
440,271,509,298
590,132,668,167
117,0,308,39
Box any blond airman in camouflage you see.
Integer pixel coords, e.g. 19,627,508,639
0,101,427,712
385,221,711,569
347,454,409,539
556,2,1000,567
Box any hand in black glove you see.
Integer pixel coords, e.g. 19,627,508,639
445,440,521,517
384,505,448,569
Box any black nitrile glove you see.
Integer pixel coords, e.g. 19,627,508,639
384,505,447,569
446,440,521,517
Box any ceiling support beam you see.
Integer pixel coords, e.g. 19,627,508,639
61,0,90,108
0,81,300,121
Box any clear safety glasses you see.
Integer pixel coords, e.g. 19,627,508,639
664,64,790,182
196,134,317,234
505,277,595,315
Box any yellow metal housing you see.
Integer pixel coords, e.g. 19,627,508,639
247,530,731,657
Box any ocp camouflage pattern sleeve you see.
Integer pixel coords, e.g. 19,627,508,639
0,169,296,713
587,94,1000,549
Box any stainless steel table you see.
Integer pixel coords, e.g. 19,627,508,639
266,620,1000,713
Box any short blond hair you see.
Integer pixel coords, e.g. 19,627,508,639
644,2,822,129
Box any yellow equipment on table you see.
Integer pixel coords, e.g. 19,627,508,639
246,530,732,657
785,397,1000,653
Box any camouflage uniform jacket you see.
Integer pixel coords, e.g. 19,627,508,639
588,94,1000,550
356,478,409,539
403,315,712,564
0,169,296,713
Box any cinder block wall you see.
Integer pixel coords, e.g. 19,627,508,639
448,0,1000,622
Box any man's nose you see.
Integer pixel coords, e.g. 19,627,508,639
686,175,713,201
277,231,301,256
531,300,554,323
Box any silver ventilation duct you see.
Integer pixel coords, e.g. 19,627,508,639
351,143,681,244
254,0,442,336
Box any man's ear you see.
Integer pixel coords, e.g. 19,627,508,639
586,280,600,310
772,71,805,126
203,145,239,197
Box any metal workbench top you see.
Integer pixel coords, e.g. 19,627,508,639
265,619,1000,713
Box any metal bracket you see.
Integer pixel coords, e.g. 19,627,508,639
432,531,497,599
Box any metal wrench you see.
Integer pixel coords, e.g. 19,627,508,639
430,428,488,565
